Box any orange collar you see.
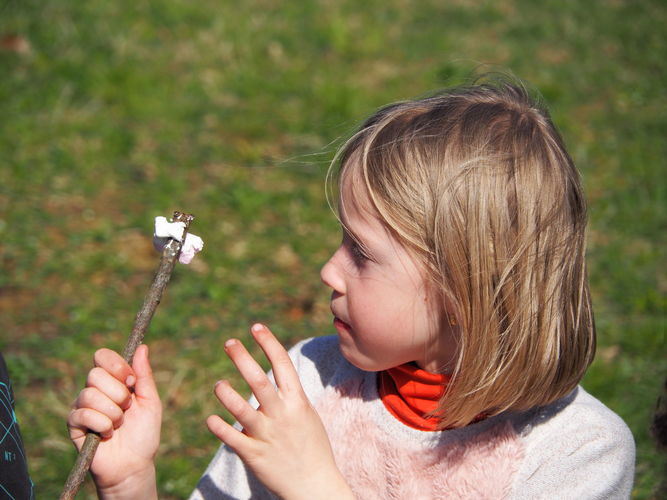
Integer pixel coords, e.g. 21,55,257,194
378,363,450,431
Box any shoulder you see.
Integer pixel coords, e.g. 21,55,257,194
287,335,346,378
529,386,635,455
288,334,342,364
524,386,633,440
286,336,358,395
0,351,10,384
510,386,635,499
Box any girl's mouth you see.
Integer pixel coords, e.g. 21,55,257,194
333,317,352,334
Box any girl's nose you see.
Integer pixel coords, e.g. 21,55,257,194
320,252,345,294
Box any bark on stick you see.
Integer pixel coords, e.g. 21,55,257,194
59,211,194,500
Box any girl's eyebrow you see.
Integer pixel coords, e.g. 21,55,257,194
342,226,361,245
339,209,367,243
339,209,365,244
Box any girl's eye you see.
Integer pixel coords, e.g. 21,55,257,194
349,241,370,266
341,230,372,268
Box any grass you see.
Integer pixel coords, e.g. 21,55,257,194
1,0,665,497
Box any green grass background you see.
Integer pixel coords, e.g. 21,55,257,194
1,0,665,497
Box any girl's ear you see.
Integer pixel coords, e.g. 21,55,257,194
428,283,460,330
437,287,460,328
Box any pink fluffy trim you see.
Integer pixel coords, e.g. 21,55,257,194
315,382,524,499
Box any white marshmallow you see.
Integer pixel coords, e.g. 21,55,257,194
153,216,204,264
154,216,186,241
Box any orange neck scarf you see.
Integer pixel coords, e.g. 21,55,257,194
378,363,450,431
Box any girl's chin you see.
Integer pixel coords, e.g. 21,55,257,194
332,319,387,371
337,340,385,373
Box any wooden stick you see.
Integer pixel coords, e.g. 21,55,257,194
59,211,194,500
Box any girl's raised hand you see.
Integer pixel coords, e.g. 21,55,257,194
206,324,355,500
67,344,161,499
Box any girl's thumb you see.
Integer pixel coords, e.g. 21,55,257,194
131,344,159,400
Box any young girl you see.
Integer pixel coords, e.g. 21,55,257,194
68,79,635,499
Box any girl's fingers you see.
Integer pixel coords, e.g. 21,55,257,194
68,408,115,440
94,348,135,387
206,414,251,453
224,338,280,409
74,387,124,428
214,379,261,433
249,324,301,394
131,344,160,403
87,367,133,410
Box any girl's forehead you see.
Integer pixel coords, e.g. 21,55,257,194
338,172,377,228
338,173,402,254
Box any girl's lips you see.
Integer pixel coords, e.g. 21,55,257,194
333,317,352,333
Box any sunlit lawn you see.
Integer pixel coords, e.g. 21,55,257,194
1,0,665,497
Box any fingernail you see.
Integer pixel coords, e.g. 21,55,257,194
224,339,238,348
251,323,264,333
126,375,136,387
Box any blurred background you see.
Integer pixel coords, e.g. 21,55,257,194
1,0,665,497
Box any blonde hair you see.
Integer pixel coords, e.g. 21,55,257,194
329,78,596,429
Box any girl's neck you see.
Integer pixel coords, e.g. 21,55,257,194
378,363,450,431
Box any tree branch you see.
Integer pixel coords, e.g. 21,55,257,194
60,211,194,500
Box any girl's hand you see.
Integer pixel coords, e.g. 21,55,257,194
67,345,161,499
206,324,355,500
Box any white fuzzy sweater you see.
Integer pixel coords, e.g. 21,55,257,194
190,336,635,499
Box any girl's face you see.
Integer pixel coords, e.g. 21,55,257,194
320,178,457,373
